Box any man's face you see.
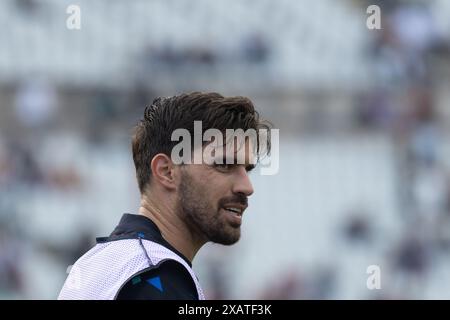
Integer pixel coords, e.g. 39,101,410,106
177,139,255,245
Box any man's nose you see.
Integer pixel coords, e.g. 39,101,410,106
232,166,254,197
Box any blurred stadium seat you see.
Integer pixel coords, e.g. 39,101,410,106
1,0,450,299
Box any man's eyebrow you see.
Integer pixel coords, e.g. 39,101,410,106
217,155,256,170
245,164,256,172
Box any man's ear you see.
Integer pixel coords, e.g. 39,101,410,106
150,153,176,190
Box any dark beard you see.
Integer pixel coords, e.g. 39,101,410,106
178,171,241,245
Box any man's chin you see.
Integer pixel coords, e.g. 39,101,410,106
209,230,241,245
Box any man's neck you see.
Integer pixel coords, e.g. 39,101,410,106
138,194,205,263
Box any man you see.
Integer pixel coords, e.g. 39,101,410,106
58,92,271,300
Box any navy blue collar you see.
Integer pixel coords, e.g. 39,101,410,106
96,213,192,267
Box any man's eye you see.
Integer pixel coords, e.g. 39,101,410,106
214,163,233,170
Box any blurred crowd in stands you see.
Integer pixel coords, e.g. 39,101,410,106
2,0,450,299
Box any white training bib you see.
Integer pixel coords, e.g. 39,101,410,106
58,239,205,300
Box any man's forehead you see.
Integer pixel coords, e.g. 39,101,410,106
224,136,254,151
191,136,257,164
218,136,254,152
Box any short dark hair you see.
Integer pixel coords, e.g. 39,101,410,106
132,92,271,193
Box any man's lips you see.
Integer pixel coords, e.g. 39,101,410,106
222,204,247,217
